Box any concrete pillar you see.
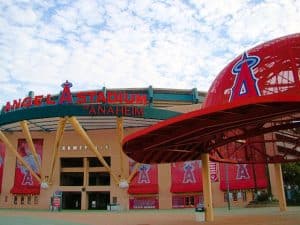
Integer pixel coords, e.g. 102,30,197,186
81,191,87,210
158,164,172,209
201,153,214,222
274,163,287,211
83,157,88,187
81,157,88,210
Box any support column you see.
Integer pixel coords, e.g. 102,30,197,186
83,157,88,187
274,163,287,211
0,130,41,183
49,117,67,184
201,153,214,222
81,191,87,211
20,120,42,175
82,157,88,210
116,117,125,178
68,116,119,185
127,162,140,183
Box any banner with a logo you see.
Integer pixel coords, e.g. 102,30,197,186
170,160,203,193
219,163,268,191
209,162,218,182
0,142,5,193
10,139,43,194
128,160,158,194
170,161,219,193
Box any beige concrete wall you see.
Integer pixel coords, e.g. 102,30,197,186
0,131,56,209
0,127,265,210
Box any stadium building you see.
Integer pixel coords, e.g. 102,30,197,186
0,82,284,211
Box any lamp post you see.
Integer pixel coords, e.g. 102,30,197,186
225,163,231,210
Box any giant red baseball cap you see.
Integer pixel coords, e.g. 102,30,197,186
122,33,300,164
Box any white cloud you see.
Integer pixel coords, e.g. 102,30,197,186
36,24,63,42
74,0,105,26
227,0,300,44
51,6,78,32
4,2,40,26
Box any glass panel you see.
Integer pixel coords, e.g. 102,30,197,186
21,196,24,205
27,195,31,205
88,172,110,186
60,172,84,186
172,196,184,208
61,158,83,168
13,196,18,205
88,157,111,167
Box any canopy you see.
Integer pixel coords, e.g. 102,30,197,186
123,33,300,164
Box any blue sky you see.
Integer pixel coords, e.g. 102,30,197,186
0,0,299,105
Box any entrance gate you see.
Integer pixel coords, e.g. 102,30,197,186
62,192,81,210
88,191,110,210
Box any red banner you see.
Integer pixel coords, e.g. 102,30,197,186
171,160,203,193
0,143,5,193
219,163,268,191
10,139,43,194
128,160,158,194
210,162,219,182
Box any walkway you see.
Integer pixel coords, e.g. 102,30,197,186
0,207,299,225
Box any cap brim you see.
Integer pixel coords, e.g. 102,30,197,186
122,93,300,164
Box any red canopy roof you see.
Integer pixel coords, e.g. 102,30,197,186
123,33,300,164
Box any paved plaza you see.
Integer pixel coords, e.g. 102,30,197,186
0,206,299,225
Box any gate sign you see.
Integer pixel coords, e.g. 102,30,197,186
52,197,61,207
209,162,218,182
4,81,147,113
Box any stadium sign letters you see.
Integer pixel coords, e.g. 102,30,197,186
4,81,147,117
60,144,110,151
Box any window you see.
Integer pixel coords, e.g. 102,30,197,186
88,157,111,167
172,196,185,208
242,191,247,201
172,195,201,208
21,196,25,205
185,196,195,206
34,196,39,204
224,192,232,202
61,158,83,168
60,172,84,186
89,172,110,186
27,195,31,205
224,192,228,202
112,196,117,204
233,192,238,201
13,196,18,205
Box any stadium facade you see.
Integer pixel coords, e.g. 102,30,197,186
0,83,280,210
